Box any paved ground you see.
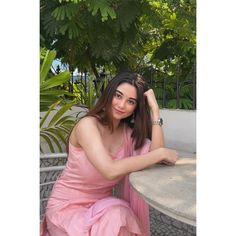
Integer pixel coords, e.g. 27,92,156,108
150,206,196,236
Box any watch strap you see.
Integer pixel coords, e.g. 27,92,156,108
152,118,163,126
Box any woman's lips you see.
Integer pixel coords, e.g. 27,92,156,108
114,108,125,114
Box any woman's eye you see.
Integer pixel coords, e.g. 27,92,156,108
128,100,136,105
115,93,122,99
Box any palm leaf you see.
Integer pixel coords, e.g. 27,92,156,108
40,71,71,90
48,102,75,127
47,128,67,146
54,115,75,126
40,50,56,83
40,133,55,153
61,120,75,125
40,100,62,128
59,126,71,134
43,131,63,152
40,90,73,96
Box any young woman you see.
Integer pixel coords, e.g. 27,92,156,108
41,72,178,236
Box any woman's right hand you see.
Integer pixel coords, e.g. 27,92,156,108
156,148,178,165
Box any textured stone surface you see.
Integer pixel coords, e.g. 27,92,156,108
150,206,196,236
130,156,196,226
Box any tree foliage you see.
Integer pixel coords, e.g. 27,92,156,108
40,0,196,109
41,0,195,71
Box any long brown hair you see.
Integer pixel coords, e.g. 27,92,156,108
83,72,152,150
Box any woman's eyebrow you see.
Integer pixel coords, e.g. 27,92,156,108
115,89,137,101
115,89,123,95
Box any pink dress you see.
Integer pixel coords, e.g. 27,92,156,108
41,127,151,236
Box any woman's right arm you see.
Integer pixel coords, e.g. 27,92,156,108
74,117,177,180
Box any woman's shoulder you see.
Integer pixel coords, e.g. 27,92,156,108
76,115,99,129
72,116,100,138
70,116,101,147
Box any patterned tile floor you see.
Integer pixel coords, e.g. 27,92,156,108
150,206,196,236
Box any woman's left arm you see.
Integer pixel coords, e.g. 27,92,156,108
144,89,165,151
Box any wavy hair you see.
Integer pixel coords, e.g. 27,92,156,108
84,72,152,150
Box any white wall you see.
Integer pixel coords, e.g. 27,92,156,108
160,109,196,153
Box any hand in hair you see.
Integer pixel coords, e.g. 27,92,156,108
144,89,160,117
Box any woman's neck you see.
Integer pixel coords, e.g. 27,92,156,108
113,120,120,130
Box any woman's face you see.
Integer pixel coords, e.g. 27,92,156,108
111,82,138,121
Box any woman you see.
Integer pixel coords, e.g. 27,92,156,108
41,72,178,236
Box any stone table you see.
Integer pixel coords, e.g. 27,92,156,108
129,152,196,226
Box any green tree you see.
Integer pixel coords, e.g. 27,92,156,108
40,0,196,109
41,0,195,73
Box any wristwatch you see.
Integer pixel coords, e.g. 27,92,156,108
152,118,163,127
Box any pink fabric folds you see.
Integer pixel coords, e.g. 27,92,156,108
119,128,151,236
83,196,142,235
40,126,151,236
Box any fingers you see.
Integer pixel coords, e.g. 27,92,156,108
160,160,174,166
143,89,159,111
161,149,178,165
144,89,154,97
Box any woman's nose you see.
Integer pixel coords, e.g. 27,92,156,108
118,99,126,109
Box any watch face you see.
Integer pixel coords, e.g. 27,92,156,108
159,118,163,126
152,118,163,126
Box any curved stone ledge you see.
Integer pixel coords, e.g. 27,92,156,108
130,155,196,227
